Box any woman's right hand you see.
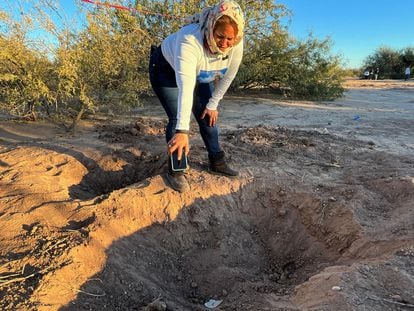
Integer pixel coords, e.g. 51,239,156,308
167,133,189,160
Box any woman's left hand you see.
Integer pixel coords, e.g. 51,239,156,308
201,108,218,127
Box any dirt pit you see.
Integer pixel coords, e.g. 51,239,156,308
1,79,414,310
61,183,355,311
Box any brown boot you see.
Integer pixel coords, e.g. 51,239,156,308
208,151,239,178
166,160,190,193
166,172,190,193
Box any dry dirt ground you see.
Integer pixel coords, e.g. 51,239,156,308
0,79,414,311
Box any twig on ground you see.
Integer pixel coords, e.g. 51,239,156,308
367,296,414,308
382,298,414,308
0,263,26,282
0,273,21,280
21,263,27,275
41,236,70,254
64,278,106,297
318,203,328,225
75,288,106,297
0,272,37,286
0,264,54,287
304,162,342,168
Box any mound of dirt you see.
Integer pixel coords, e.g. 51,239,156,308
1,82,414,310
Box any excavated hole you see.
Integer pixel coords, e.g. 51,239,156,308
69,153,165,200
70,182,361,310
68,119,167,200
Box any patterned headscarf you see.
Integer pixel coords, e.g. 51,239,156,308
184,0,244,56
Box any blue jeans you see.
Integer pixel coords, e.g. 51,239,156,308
149,45,222,157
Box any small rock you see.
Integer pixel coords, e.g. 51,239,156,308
269,273,280,282
331,286,341,291
278,208,287,216
135,121,150,133
191,281,198,288
145,298,167,311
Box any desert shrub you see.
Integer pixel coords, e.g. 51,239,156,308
232,22,293,90
55,9,151,121
285,36,344,100
0,13,56,119
1,2,152,126
234,26,345,100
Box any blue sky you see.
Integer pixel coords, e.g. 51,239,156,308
281,0,414,68
2,1,413,69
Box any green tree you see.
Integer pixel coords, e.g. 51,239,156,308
400,47,414,66
0,11,55,119
362,46,414,79
235,24,344,100
363,46,401,79
54,8,151,129
287,35,344,100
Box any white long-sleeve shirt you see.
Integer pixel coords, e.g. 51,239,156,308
161,23,243,131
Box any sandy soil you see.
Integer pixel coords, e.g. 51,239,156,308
1,79,413,310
